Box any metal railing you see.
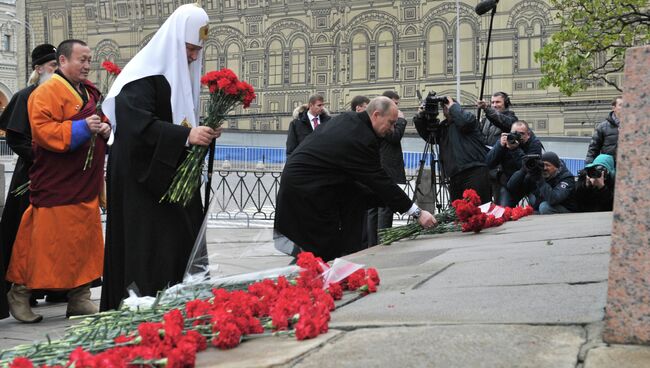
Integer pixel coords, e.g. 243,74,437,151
205,168,448,222
0,139,14,156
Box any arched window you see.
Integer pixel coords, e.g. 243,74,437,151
351,32,368,81
290,38,306,84
204,44,219,72
268,40,283,86
427,25,445,76
226,43,241,76
376,30,394,79
458,22,474,74
516,19,544,70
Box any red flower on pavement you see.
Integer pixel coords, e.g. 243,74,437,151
326,282,343,300
8,357,33,368
67,347,96,368
462,189,482,206
367,268,381,285
344,269,366,290
212,322,242,349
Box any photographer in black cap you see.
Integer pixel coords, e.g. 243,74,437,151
506,152,577,214
575,154,615,212
414,94,491,202
485,120,543,207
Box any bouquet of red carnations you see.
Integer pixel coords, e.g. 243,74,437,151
161,68,255,206
84,60,121,171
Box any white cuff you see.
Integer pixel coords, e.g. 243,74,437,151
406,203,419,216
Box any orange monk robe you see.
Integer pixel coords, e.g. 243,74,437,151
6,73,104,290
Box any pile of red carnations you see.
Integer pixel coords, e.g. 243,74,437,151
452,189,534,233
3,253,379,368
379,189,534,244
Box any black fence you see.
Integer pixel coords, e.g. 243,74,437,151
206,169,450,222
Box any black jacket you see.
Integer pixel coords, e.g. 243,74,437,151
486,132,543,183
275,111,413,261
586,112,619,164
286,105,331,155
507,161,577,211
379,117,407,184
574,171,615,212
414,104,487,178
479,108,519,147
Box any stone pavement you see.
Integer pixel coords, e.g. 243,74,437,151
2,212,650,367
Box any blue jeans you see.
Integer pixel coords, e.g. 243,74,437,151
538,201,571,215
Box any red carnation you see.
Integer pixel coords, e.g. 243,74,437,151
8,357,33,368
212,322,242,349
327,282,343,300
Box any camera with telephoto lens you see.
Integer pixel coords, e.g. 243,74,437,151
522,154,544,175
507,131,522,145
585,165,605,179
417,91,449,130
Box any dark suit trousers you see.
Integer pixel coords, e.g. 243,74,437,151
449,166,492,203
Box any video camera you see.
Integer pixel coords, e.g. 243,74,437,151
416,91,450,130
585,165,606,179
506,131,522,145
522,154,544,175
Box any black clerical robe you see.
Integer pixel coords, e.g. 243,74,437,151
0,85,36,319
101,76,203,311
274,111,412,261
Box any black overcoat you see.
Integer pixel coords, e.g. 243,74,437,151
274,111,412,261
0,85,36,319
100,76,203,311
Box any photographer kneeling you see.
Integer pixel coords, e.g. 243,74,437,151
506,152,577,214
485,121,543,207
414,95,491,202
575,154,615,212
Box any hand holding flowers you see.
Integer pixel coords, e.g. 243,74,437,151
161,68,256,206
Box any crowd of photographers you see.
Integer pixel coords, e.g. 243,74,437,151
412,92,619,214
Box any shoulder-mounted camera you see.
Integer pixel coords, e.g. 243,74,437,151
416,91,450,130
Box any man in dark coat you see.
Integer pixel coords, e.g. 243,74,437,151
0,44,58,320
485,120,543,207
477,92,518,147
507,152,577,214
414,97,491,203
285,94,330,155
586,96,622,164
275,97,436,261
367,91,407,246
100,5,220,311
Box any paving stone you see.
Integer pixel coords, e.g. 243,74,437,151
294,325,584,368
196,330,342,368
584,345,650,368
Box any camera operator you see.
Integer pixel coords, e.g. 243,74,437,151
485,121,543,207
477,92,519,147
575,154,615,212
506,152,577,214
414,95,491,202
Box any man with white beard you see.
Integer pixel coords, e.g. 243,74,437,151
0,44,58,321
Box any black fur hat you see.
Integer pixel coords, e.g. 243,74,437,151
31,44,56,69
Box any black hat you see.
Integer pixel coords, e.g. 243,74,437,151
541,152,561,169
31,44,57,69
